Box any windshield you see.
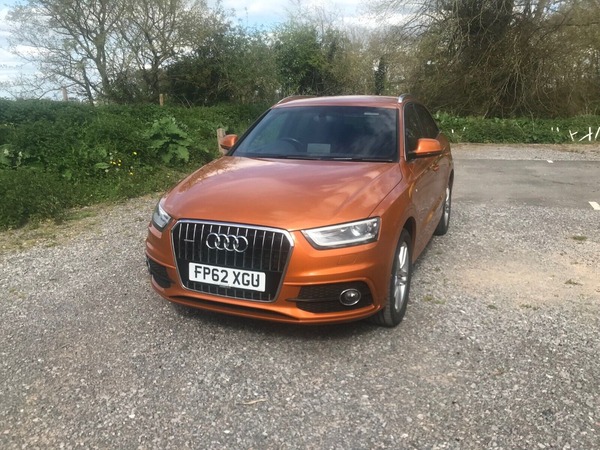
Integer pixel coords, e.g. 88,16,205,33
232,106,398,162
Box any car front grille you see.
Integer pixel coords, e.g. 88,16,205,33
171,221,293,302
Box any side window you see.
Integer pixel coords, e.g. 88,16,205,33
404,104,421,155
414,104,439,139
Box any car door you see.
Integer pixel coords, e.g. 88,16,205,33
403,103,438,255
414,103,450,218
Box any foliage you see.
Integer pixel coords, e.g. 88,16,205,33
166,20,278,106
143,116,193,165
7,0,215,103
0,99,265,229
4,0,600,118
435,113,600,144
0,166,186,228
274,23,349,97
373,0,600,117
0,168,75,227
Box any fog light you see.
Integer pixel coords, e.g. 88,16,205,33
340,289,361,306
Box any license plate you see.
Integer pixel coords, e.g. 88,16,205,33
188,263,266,292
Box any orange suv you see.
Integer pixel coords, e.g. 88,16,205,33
145,95,453,326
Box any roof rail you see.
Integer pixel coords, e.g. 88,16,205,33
397,93,414,103
277,95,317,105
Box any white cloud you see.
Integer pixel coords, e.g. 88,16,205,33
217,0,368,28
223,0,281,15
0,7,25,70
217,0,287,27
12,43,43,57
342,11,410,29
0,4,40,96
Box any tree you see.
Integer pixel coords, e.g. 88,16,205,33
165,17,278,106
8,0,212,103
8,0,126,103
274,22,356,97
371,0,600,116
374,56,388,95
114,0,210,103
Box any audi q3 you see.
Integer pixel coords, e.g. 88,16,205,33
145,95,453,326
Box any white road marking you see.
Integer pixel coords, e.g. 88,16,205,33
547,160,554,163
590,201,600,211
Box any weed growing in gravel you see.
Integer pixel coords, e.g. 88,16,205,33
571,235,588,242
520,304,540,311
423,294,446,305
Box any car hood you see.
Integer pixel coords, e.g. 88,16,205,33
163,156,401,231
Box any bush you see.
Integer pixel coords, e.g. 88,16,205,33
0,100,271,229
435,113,600,144
0,166,187,229
143,116,193,165
0,168,76,227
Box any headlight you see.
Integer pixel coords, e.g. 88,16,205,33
302,218,380,249
151,200,172,231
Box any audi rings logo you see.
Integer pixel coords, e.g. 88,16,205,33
205,233,249,252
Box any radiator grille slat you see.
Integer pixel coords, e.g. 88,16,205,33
172,221,293,302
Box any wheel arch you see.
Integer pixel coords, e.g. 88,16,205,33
402,216,417,255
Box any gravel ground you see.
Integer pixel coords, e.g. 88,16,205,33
1,145,599,449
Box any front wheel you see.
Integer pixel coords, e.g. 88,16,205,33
434,182,452,236
369,229,412,327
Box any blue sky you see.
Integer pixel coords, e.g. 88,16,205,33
0,0,20,89
0,0,370,98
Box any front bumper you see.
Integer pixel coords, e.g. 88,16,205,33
145,220,395,324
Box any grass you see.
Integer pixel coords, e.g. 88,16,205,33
423,294,446,305
520,304,540,311
0,166,188,230
0,194,157,256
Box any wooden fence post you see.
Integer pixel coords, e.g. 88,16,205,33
217,128,226,154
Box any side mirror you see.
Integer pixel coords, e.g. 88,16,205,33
219,134,238,154
413,138,443,158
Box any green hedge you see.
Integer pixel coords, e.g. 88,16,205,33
0,166,188,228
0,99,267,229
1,99,598,229
0,100,267,177
436,113,600,144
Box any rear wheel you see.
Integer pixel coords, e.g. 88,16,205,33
369,229,412,327
434,182,452,236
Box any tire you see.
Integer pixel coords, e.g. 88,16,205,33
434,182,452,236
369,229,412,327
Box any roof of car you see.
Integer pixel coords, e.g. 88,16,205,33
275,94,417,108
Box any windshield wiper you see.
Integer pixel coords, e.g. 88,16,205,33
243,153,326,160
330,157,392,162
240,153,392,162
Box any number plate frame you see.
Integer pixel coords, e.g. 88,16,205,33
188,263,267,292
